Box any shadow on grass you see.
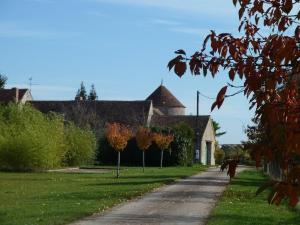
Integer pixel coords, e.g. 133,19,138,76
209,213,300,225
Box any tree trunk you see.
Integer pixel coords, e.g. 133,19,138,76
142,151,145,173
117,151,120,178
160,150,164,168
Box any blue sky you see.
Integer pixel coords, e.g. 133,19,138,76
0,0,254,144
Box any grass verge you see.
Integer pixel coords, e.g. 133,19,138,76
207,170,300,225
0,165,206,225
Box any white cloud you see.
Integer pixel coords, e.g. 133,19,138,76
170,27,209,36
151,19,181,26
90,0,236,16
0,22,81,39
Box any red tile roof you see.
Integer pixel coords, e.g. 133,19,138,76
146,85,185,108
0,88,29,104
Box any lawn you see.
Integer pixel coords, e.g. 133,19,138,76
207,170,300,225
0,165,206,225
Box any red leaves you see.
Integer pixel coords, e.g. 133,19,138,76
211,86,228,111
169,0,300,206
168,55,183,71
282,0,293,14
168,51,187,78
229,68,235,81
174,62,187,77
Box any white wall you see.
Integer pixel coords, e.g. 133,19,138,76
200,118,216,165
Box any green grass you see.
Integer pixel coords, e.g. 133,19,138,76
207,170,300,225
0,165,206,225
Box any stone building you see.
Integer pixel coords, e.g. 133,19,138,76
0,85,216,165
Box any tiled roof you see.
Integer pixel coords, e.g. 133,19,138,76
30,100,152,127
146,85,185,108
150,115,210,138
0,88,29,104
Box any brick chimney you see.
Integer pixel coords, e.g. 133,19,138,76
11,87,19,103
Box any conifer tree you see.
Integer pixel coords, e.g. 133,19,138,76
88,84,98,101
76,81,87,100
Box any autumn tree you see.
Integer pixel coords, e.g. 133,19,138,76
105,123,132,178
169,0,300,206
153,133,174,168
135,127,153,172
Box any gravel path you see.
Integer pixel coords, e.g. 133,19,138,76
70,167,245,225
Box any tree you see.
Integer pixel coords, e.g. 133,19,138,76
153,133,174,168
135,127,153,172
105,123,132,178
212,120,226,137
214,142,225,165
76,82,87,100
88,84,98,101
168,0,300,206
0,74,7,89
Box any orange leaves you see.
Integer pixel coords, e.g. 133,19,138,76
105,123,132,152
135,127,153,151
152,133,174,151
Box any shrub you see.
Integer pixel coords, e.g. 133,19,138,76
0,104,97,171
214,143,225,165
63,122,96,167
0,104,65,171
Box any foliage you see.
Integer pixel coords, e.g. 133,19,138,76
0,104,96,171
63,122,96,166
97,123,194,167
212,120,226,137
152,133,174,151
207,170,300,225
0,104,65,171
0,165,206,225
0,74,7,89
170,122,195,166
214,143,225,165
105,122,132,177
88,84,98,101
76,81,87,100
105,123,132,152
169,0,300,205
135,127,153,151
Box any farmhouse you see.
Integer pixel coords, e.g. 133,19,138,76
0,85,216,165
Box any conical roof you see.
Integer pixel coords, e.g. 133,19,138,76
146,85,185,108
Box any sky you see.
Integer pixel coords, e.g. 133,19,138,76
0,0,255,144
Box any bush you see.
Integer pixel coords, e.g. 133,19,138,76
214,143,225,165
63,122,96,166
0,104,96,171
0,104,65,171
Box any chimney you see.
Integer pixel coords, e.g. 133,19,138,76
11,87,19,103
75,96,83,101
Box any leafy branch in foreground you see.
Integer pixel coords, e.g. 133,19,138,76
169,0,300,206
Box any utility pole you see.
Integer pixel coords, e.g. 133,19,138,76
195,91,201,163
